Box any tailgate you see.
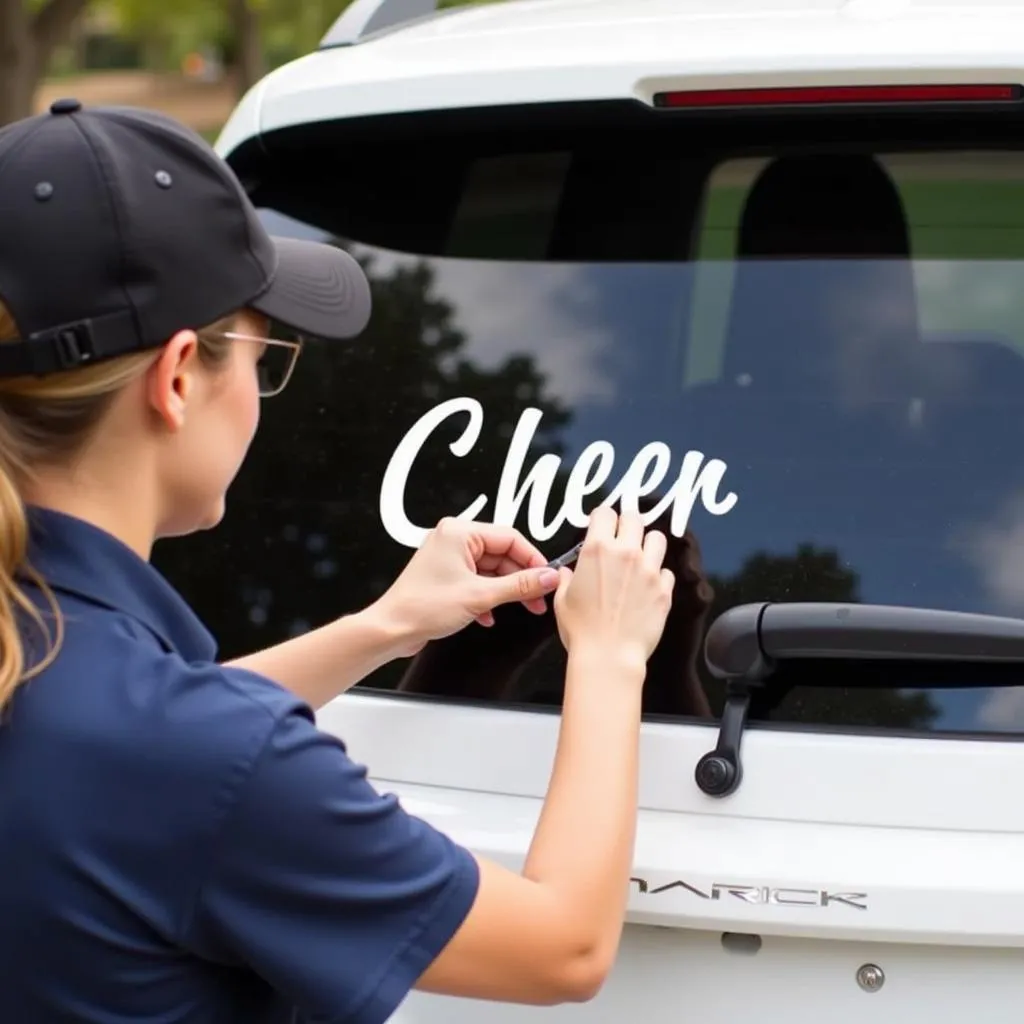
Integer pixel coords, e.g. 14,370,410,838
322,693,1024,1023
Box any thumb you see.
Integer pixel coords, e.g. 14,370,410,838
486,566,561,608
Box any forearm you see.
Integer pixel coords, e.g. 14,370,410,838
225,604,408,709
523,643,645,968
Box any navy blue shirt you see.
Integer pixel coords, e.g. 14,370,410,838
0,508,479,1023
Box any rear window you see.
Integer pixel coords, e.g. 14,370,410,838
154,108,1024,737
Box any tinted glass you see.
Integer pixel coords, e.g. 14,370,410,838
154,116,1024,736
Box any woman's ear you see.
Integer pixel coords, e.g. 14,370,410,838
145,330,200,431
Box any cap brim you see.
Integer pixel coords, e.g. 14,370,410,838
250,237,372,341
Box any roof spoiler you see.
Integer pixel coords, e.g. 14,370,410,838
319,0,441,49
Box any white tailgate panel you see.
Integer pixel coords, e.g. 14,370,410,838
392,929,1024,1024
318,693,1024,1020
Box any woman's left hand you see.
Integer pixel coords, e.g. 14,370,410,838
373,517,561,657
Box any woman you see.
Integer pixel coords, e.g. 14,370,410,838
0,100,675,1023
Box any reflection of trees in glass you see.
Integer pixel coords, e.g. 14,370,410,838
702,544,940,730
152,253,574,684
152,249,941,732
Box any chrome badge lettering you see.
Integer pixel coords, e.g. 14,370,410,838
630,877,867,910
379,397,738,548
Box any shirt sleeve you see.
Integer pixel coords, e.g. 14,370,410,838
182,699,481,1024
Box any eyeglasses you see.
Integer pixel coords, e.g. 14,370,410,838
217,331,304,397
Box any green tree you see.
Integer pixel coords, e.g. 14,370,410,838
0,0,93,126
114,0,266,88
110,0,217,72
112,0,512,101
106,0,457,100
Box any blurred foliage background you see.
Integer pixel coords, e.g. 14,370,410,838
0,0,508,131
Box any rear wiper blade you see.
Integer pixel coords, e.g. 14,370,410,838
695,602,1024,798
708,601,1024,676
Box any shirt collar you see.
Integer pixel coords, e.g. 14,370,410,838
25,506,217,663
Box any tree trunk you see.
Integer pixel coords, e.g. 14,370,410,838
230,0,264,97
0,0,36,127
0,0,93,128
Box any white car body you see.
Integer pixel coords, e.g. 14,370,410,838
211,1,1024,1021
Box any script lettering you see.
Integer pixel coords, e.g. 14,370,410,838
493,408,566,541
646,449,738,535
379,397,488,548
379,397,739,548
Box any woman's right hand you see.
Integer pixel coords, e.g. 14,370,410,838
415,507,677,1007
553,506,674,670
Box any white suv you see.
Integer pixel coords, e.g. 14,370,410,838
172,0,1024,1019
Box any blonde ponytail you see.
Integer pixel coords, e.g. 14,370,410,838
0,420,56,712
0,301,234,717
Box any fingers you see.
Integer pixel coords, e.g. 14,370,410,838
430,519,559,621
481,565,561,612
437,511,670,628
642,528,668,571
477,553,525,577
583,507,652,561
438,519,548,571
615,509,645,549
443,511,659,574
479,553,553,615
583,505,618,547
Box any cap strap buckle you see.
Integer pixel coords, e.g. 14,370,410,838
54,322,95,369
31,321,96,372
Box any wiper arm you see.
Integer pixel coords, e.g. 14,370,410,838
695,602,1024,798
708,601,1024,676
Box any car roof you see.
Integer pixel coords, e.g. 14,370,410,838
217,0,1024,158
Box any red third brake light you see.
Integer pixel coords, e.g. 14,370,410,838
653,84,1022,108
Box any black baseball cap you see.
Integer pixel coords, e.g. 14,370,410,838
0,99,372,379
